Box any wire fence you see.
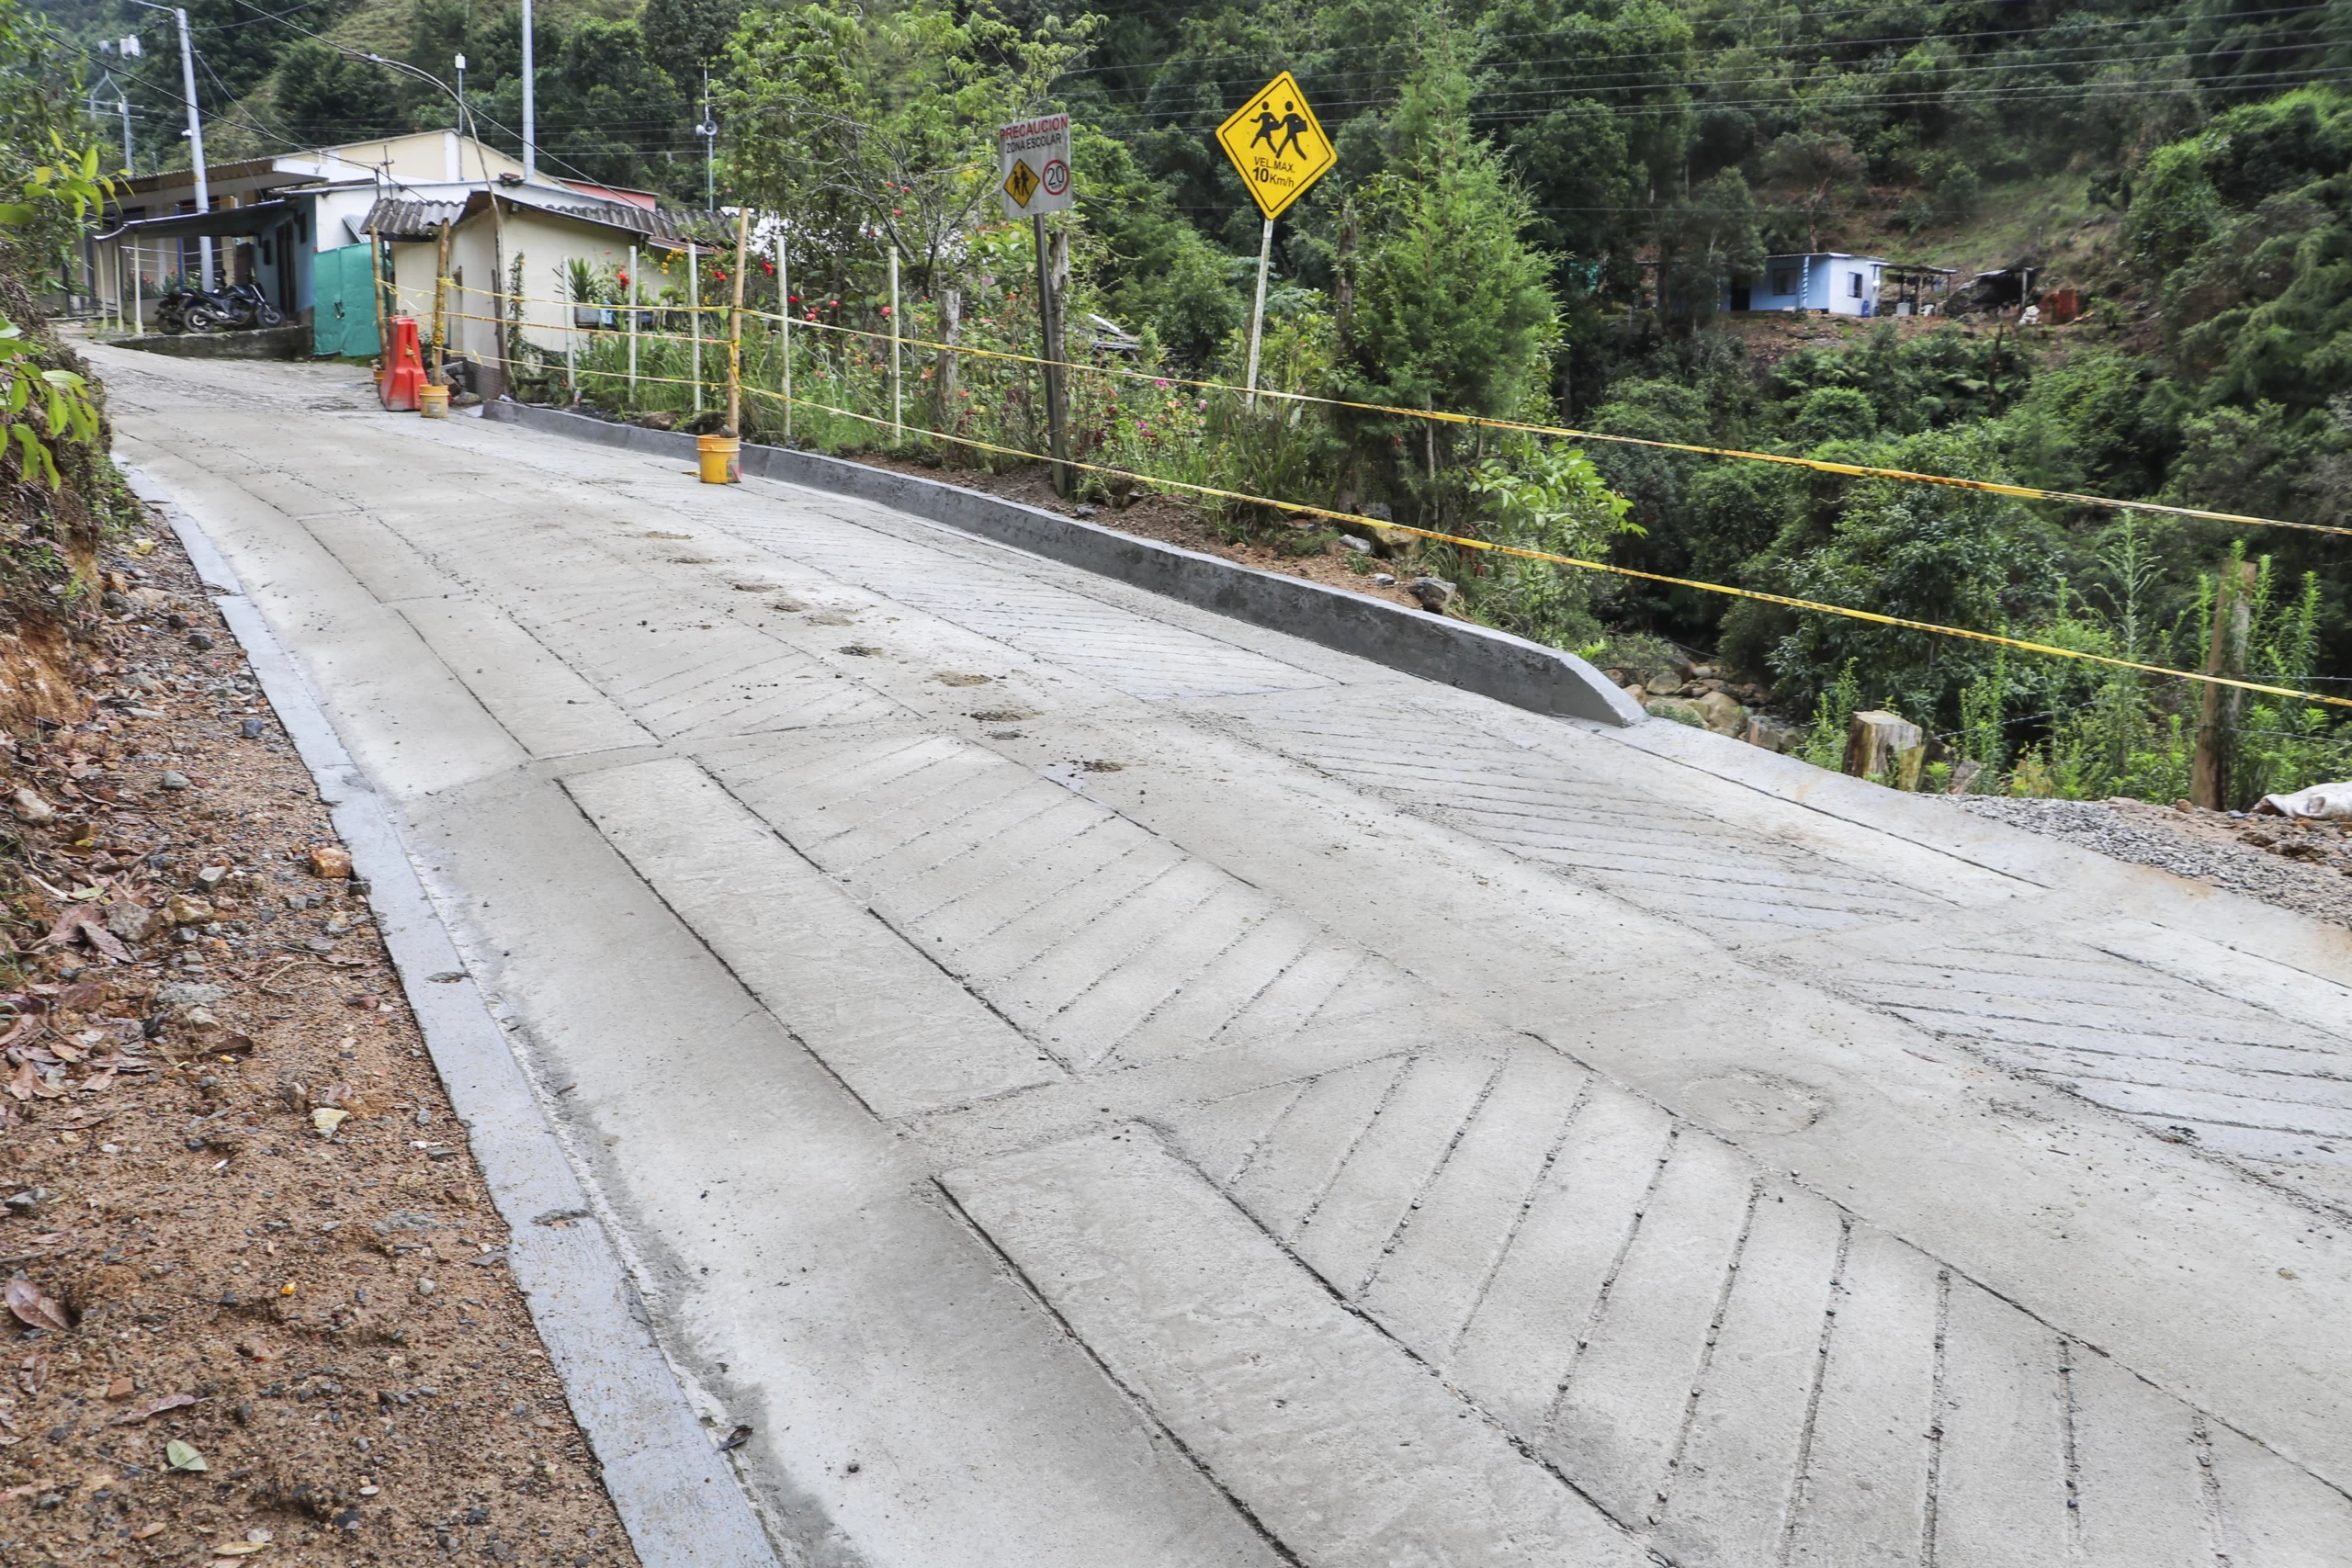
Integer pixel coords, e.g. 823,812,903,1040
382,278,2352,716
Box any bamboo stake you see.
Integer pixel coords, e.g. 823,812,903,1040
776,228,790,443
727,205,750,436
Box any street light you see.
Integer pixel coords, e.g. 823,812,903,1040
124,0,209,287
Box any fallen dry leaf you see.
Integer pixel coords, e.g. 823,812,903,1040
4,1278,68,1331
113,1391,197,1425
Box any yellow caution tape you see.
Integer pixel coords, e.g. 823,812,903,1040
739,306,2352,541
733,384,2352,711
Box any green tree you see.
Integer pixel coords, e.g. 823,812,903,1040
723,0,1091,294
275,42,409,146
643,0,745,94
1345,21,1556,490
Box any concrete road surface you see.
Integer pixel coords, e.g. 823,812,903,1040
98,346,2352,1567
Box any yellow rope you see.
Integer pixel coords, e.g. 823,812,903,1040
737,384,2352,712
737,305,2352,541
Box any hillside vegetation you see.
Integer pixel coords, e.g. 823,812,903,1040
30,0,2352,802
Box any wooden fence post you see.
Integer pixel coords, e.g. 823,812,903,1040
2190,558,2258,809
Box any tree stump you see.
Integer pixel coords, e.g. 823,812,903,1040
1845,710,1922,781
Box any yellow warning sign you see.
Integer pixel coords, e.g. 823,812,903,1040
1216,72,1335,221
1003,157,1041,211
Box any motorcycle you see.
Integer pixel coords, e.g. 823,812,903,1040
158,283,281,333
215,283,286,329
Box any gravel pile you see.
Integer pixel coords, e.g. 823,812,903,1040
1950,795,2352,929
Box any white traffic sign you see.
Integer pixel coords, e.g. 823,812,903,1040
999,114,1074,220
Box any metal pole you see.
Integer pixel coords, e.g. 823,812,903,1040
519,0,536,180
627,243,638,392
889,245,901,443
776,228,790,442
118,95,132,175
130,238,141,333
702,70,716,213
171,7,211,288
689,244,702,413
1243,216,1273,411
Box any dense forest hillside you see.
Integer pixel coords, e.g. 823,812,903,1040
30,0,2352,800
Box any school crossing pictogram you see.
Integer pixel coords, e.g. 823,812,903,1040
1215,72,1335,220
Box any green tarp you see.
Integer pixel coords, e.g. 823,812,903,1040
311,243,379,359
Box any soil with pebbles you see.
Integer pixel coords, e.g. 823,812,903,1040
1950,795,2352,929
0,523,639,1565
812,448,1453,614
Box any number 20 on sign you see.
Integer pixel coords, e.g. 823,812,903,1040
1215,72,1335,220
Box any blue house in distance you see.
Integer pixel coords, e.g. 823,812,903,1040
1724,252,1885,316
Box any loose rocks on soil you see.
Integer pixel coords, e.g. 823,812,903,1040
0,522,640,1566
1950,795,2352,929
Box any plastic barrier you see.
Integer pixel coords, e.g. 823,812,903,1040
379,316,426,412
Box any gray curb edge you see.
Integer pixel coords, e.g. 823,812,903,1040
120,463,785,1568
481,400,1645,728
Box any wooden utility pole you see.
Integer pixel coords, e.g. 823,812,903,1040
429,220,451,385
1032,215,1069,493
2190,558,2258,809
726,205,750,436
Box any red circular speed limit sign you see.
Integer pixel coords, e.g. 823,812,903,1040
1042,159,1070,197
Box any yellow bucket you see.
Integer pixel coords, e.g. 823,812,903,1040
697,433,741,485
418,382,450,420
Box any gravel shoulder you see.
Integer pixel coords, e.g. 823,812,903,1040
1950,795,2352,929
0,520,639,1565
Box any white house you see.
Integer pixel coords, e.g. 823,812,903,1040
367,185,715,393
84,132,661,342
1724,253,1886,316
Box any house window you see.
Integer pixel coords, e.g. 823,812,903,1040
1770,268,1798,296
1849,272,1864,298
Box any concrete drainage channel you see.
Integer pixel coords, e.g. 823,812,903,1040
124,465,786,1568
481,400,1645,730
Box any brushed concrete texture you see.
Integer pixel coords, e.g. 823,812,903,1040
96,348,2352,1567
482,398,1645,728
124,468,786,1568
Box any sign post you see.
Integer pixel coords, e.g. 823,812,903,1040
999,112,1075,493
1215,72,1335,410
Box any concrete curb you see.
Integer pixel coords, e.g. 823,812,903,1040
122,464,786,1568
481,400,1645,728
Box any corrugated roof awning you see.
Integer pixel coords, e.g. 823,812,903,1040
94,198,298,243
455,186,727,247
361,197,465,243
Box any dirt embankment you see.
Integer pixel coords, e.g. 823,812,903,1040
0,522,640,1566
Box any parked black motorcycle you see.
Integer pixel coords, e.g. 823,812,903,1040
213,283,286,330
157,283,283,333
